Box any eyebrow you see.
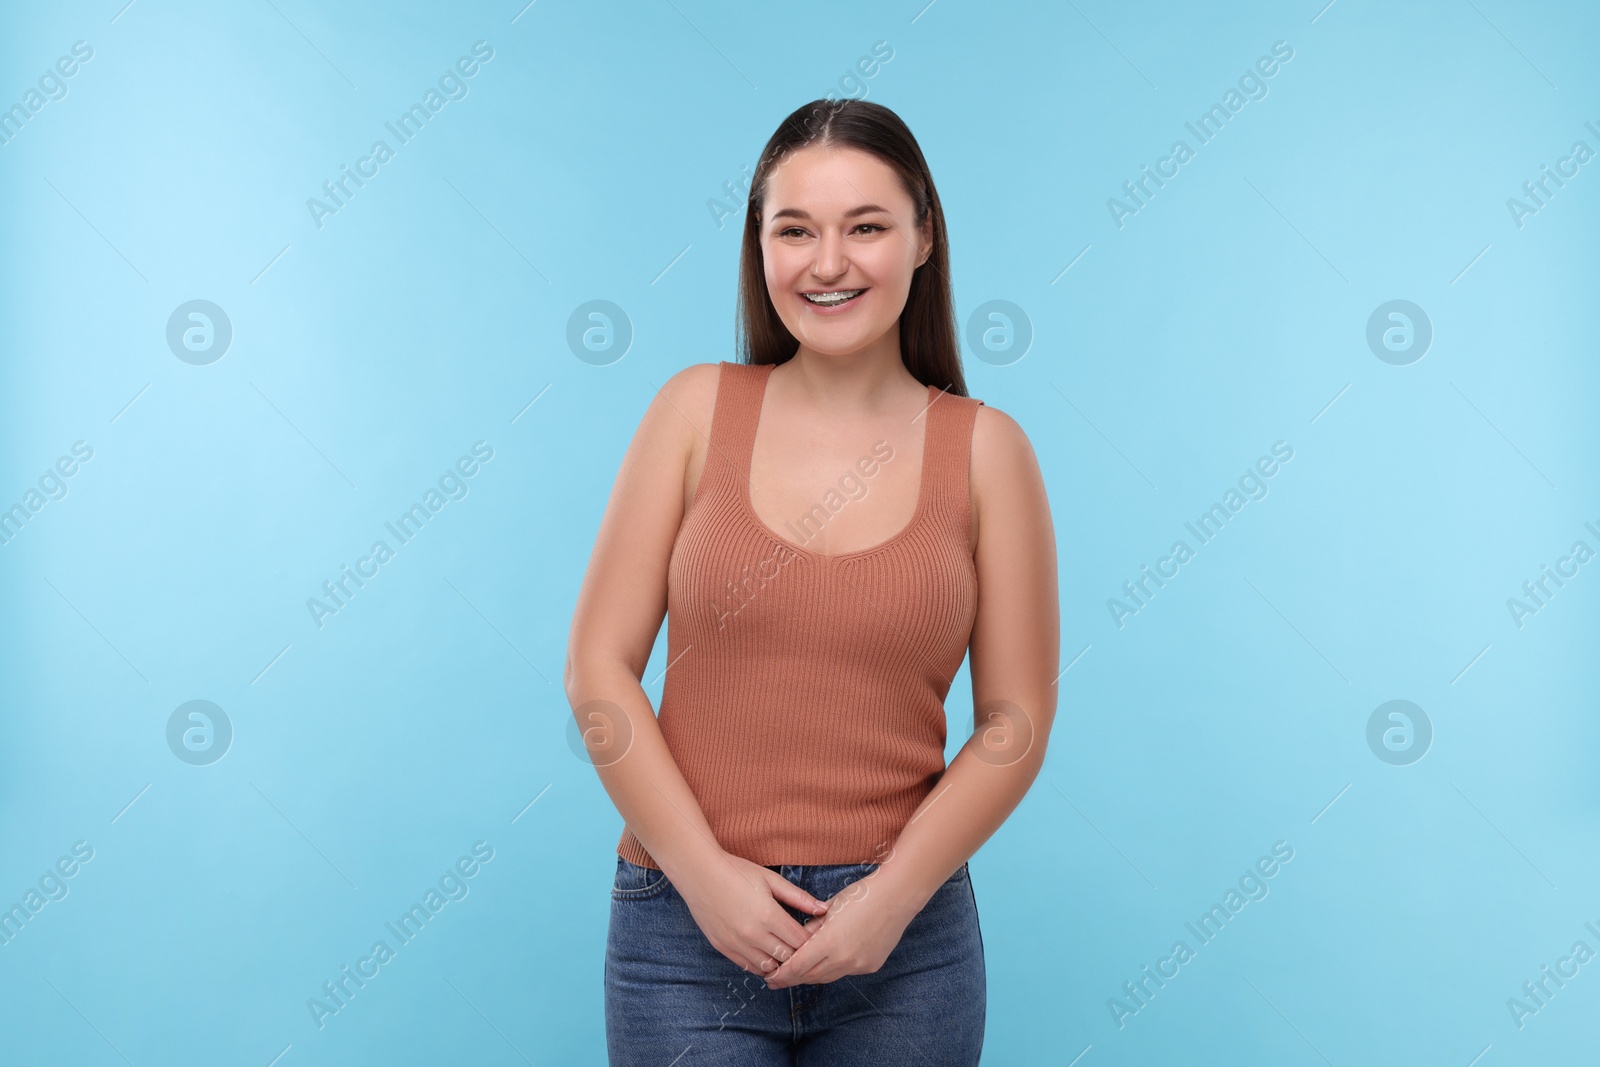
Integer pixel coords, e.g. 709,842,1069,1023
769,204,891,222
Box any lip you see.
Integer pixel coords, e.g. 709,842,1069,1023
799,287,868,314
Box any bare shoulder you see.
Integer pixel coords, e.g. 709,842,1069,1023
635,362,720,457
971,400,1043,488
650,362,719,440
969,400,1049,542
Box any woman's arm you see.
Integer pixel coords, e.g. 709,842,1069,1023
870,403,1060,916
564,364,724,884
763,403,1058,987
565,364,830,974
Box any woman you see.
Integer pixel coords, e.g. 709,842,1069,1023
566,98,1058,1064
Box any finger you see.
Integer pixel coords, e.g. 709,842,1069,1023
763,910,817,955
764,940,812,991
763,958,794,987
764,933,822,987
723,930,796,980
741,954,782,979
787,951,826,984
769,948,829,988
722,941,780,977
765,872,830,916
746,935,799,973
752,937,799,981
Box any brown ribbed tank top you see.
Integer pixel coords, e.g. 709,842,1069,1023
617,360,985,869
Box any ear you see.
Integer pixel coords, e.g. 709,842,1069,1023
916,216,934,268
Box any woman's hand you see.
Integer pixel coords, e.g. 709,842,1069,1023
761,870,914,988
672,851,832,977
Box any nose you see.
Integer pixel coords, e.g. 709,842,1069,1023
811,228,849,283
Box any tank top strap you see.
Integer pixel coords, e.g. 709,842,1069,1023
703,360,771,490
920,384,985,528
706,361,981,525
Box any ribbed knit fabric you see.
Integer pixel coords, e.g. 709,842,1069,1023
618,361,985,869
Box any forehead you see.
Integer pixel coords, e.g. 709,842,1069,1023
763,145,910,218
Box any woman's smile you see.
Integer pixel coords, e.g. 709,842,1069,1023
799,287,869,313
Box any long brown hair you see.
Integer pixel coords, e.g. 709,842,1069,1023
736,99,968,398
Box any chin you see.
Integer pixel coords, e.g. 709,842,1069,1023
797,336,878,359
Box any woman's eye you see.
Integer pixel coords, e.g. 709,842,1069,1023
776,224,885,238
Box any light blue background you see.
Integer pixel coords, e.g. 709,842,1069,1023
2,0,1596,1063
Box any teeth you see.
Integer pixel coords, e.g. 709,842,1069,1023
803,289,864,306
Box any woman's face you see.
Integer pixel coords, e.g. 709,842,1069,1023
759,144,932,361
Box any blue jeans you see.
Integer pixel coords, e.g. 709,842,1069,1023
604,857,986,1064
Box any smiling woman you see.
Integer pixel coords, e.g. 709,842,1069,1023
736,101,964,398
567,98,1059,1066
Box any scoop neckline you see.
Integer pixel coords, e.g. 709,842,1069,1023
737,363,936,565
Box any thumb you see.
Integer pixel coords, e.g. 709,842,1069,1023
766,872,829,915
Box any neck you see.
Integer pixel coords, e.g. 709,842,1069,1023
781,342,919,414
